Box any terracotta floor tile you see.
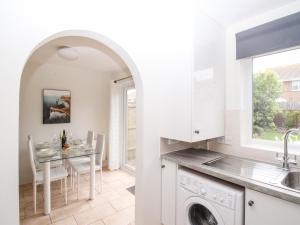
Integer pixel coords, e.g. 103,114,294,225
101,191,122,202
24,205,44,218
109,195,135,211
50,200,90,222
19,169,134,225
88,195,108,208
74,202,115,225
89,220,105,225
102,206,135,225
20,215,51,225
52,216,77,225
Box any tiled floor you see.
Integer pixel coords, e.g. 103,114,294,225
125,160,136,171
19,169,135,225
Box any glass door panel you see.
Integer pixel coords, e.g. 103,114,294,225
124,88,136,171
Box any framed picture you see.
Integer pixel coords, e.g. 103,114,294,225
43,89,71,124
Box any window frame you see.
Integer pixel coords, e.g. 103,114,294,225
121,82,136,174
291,80,300,91
241,48,300,155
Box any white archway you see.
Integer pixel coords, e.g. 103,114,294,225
22,30,143,96
19,29,144,220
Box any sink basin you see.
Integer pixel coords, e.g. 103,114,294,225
281,172,300,191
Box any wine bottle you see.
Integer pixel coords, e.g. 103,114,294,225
62,129,67,148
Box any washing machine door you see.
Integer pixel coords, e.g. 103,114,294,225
184,197,225,225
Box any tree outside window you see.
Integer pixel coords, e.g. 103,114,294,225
252,49,300,142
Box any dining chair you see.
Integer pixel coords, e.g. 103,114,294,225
86,130,94,146
69,134,105,199
29,135,66,194
29,135,63,170
28,135,68,213
69,130,94,189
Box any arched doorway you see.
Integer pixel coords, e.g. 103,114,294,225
19,30,142,224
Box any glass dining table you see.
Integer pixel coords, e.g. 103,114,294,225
35,142,99,215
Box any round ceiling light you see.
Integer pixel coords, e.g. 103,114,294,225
57,46,78,60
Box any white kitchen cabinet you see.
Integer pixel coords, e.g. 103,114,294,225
245,188,300,225
191,13,225,142
159,10,225,142
161,159,177,225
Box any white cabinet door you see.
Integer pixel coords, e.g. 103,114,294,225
161,159,177,225
159,11,225,143
191,13,225,142
245,188,300,225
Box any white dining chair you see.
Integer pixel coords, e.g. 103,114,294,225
69,134,105,199
28,135,68,214
29,135,63,170
29,135,66,195
69,130,94,189
86,130,94,146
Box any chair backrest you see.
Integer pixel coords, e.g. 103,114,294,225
27,135,36,179
86,130,94,146
95,134,105,166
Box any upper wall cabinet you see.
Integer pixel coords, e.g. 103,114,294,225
159,12,225,142
191,13,225,142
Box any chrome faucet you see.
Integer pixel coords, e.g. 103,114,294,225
280,129,299,170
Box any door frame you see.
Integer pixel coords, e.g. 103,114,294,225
120,81,136,175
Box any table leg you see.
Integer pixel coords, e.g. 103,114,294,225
90,154,95,199
43,161,51,215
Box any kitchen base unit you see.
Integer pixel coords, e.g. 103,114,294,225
245,188,300,225
177,168,244,225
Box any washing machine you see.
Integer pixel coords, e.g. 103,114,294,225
177,168,244,225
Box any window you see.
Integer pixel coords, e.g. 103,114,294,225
292,80,300,91
252,48,300,143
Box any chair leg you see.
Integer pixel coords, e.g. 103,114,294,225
77,173,80,200
64,177,67,205
33,182,36,214
70,167,73,189
64,159,67,168
60,179,63,193
72,170,75,190
99,169,103,193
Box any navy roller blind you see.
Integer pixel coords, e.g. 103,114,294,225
236,12,300,60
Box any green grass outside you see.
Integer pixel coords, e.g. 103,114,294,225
255,129,300,142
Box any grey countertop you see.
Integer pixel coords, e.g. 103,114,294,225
162,148,300,205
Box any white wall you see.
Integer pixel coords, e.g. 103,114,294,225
2,1,299,224
210,2,300,164
19,61,111,184
0,1,196,224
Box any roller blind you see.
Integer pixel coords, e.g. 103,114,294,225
236,12,300,60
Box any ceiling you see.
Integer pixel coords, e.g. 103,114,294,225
198,0,297,26
28,36,130,76
27,0,297,74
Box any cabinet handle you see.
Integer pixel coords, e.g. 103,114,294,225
161,165,165,168
194,130,200,134
248,200,254,206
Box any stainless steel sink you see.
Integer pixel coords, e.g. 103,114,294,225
204,156,300,193
203,156,285,184
281,172,300,191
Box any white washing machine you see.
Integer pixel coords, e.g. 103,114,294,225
177,168,244,225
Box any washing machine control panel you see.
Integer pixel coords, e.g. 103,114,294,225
179,170,236,209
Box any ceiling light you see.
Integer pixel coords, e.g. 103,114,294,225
57,46,78,60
